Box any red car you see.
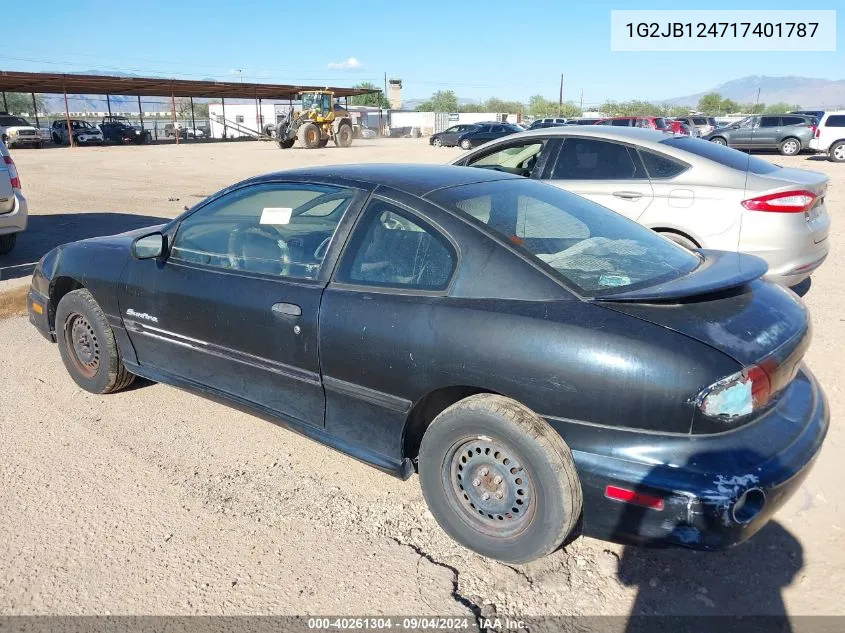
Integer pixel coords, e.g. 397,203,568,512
594,116,669,131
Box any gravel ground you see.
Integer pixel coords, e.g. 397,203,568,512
0,139,842,618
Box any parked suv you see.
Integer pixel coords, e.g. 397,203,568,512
0,113,42,149
703,115,815,155
0,140,27,255
51,119,105,145
673,116,717,136
808,111,845,162
594,116,669,131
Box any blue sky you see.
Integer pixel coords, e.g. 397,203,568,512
1,0,842,105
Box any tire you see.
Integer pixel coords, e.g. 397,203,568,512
35,141,43,149
460,139,473,150
52,133,62,144
432,137,443,147
278,138,294,149
318,138,329,148
0,233,16,255
779,137,801,156
297,122,321,149
418,394,582,563
334,123,353,148
829,141,845,163
710,136,727,146
658,231,698,250
55,289,135,394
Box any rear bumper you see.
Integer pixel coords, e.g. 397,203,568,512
573,367,828,550
0,191,28,235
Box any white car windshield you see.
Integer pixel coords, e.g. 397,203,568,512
429,179,700,296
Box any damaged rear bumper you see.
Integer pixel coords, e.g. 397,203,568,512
566,366,828,550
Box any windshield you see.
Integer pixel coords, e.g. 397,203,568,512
660,136,780,174
428,179,700,296
0,116,31,127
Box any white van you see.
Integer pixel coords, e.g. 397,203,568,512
809,111,845,162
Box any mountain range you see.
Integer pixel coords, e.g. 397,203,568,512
664,75,845,109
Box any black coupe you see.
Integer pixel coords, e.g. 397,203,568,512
27,165,828,563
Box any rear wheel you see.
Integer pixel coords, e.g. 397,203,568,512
829,141,845,163
55,289,135,394
0,234,16,255
318,138,329,148
710,136,727,146
418,394,582,563
297,122,321,149
779,137,801,156
460,139,472,150
334,123,353,148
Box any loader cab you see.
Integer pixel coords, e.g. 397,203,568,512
301,91,333,119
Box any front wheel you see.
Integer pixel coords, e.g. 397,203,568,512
432,137,443,147
297,122,321,149
779,137,801,156
710,136,727,146
55,289,135,394
418,394,582,563
0,233,16,255
334,123,353,148
829,141,845,163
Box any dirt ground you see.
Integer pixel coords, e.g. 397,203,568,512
0,139,842,619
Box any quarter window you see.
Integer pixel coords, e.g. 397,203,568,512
466,141,545,177
638,150,688,179
827,115,845,127
338,200,455,291
551,138,646,180
170,183,354,279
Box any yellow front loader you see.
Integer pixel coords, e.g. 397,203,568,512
276,91,354,149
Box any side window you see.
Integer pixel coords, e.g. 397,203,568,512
611,118,631,127
760,116,780,128
639,150,689,179
170,183,355,279
781,116,804,126
827,115,845,127
338,200,455,291
739,117,757,129
551,138,646,180
466,141,545,176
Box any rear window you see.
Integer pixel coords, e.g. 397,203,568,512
825,115,845,127
428,179,700,296
660,136,780,175
692,117,708,125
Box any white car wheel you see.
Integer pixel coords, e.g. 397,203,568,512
830,142,845,163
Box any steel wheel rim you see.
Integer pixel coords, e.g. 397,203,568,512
65,313,100,378
834,145,845,160
461,141,471,149
442,437,536,538
783,140,799,154
433,138,442,147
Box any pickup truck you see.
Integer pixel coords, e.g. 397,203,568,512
0,113,43,149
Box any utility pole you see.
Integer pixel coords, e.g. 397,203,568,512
558,74,564,116
580,89,584,113
383,72,388,106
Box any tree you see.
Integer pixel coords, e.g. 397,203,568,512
348,82,390,108
174,98,209,121
764,102,800,114
696,92,726,114
2,92,46,116
740,102,766,114
527,94,579,118
416,90,459,112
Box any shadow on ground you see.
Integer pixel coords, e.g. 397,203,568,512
790,277,812,297
0,212,169,282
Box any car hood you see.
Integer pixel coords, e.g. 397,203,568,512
6,126,39,133
597,257,808,366
78,224,167,250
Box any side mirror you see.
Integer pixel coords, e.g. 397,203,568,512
132,232,166,259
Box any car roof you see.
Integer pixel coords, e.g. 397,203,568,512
257,164,521,197
491,125,673,146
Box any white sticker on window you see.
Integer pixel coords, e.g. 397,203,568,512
260,207,293,225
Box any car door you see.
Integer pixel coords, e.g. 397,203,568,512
440,125,463,145
119,180,367,428
543,136,654,220
756,116,782,148
458,137,558,179
728,116,758,148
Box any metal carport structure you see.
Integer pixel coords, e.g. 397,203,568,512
0,71,382,145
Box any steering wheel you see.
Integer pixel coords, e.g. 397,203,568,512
314,236,332,261
227,226,291,274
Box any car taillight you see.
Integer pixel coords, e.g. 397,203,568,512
697,364,772,421
3,155,21,189
741,190,816,213
813,126,820,138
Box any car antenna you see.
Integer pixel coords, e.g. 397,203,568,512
744,87,762,196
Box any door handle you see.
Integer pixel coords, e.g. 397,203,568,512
612,191,643,200
272,302,302,317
